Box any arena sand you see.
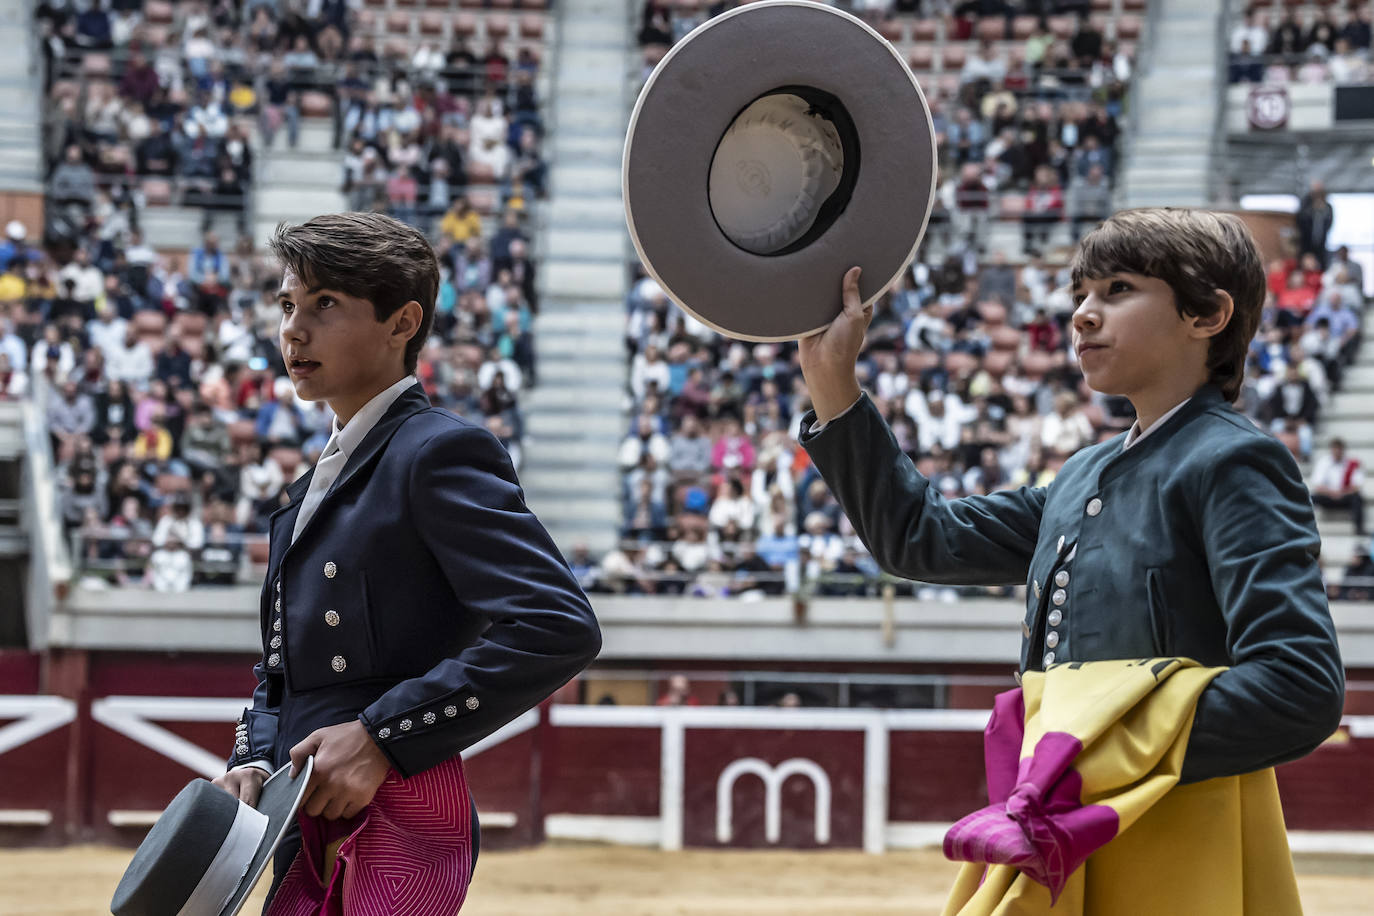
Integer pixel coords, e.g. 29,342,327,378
2,844,1370,914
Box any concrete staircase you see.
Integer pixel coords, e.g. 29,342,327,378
252,119,347,244
1117,0,1222,209
1310,342,1374,580
0,2,42,194
518,0,633,556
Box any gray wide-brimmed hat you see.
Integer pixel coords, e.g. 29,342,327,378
111,758,313,916
623,0,937,342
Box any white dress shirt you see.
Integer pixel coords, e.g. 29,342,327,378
1122,398,1190,451
291,375,420,543
235,374,419,775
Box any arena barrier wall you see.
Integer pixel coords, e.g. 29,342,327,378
3,651,1374,851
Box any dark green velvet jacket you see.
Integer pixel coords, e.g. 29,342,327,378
799,384,1344,783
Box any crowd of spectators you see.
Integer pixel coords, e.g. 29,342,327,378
6,193,538,592
37,0,549,247
12,0,551,591
605,227,1369,601
1228,3,1373,85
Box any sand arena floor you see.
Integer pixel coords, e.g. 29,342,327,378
3,844,1371,914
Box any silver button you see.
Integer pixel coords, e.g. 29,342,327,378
1043,651,1056,666
1086,498,1102,517
465,696,480,711
275,598,281,613
444,705,458,717
276,580,281,593
236,742,248,753
378,727,391,739
324,610,340,627
1048,609,1062,627
399,718,412,731
1046,631,1060,648
1033,579,1041,599
423,711,436,725
324,562,337,579
331,655,346,673
1056,535,1065,552
269,635,281,649
273,618,281,632
1055,570,1069,588
1052,589,1066,606
267,653,280,667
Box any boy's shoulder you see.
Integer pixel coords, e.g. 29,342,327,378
389,404,489,448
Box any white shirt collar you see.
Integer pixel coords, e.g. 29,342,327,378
326,375,420,461
1122,397,1190,451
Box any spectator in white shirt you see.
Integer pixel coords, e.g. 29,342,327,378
630,343,671,403
30,325,77,379
147,532,194,592
105,328,155,385
618,414,671,469
152,497,206,550
1311,437,1365,536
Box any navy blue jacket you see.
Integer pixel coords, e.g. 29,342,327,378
229,384,601,777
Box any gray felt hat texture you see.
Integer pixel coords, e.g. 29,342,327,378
111,758,313,916
623,0,938,342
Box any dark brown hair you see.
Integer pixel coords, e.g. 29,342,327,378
268,212,438,375
1070,208,1266,403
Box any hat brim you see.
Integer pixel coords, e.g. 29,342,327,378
623,0,937,342
221,757,313,916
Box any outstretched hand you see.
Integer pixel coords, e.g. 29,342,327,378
798,266,871,424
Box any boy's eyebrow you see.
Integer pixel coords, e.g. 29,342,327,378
277,285,326,302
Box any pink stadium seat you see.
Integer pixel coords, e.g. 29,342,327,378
490,0,517,8
941,45,967,69
454,13,478,37
1092,0,1113,9
989,326,1022,352
144,0,174,24
976,18,1003,41
141,178,173,206
423,0,451,7
386,11,411,34
178,335,205,360
519,14,545,39
458,0,483,7
300,91,333,118
1048,15,1075,38
468,188,499,214
82,53,112,77
912,19,937,42
132,310,167,337
1012,15,1037,39
946,351,978,376
383,37,409,58
982,350,1013,376
1117,15,1142,39
998,193,1026,217
247,539,271,566
395,0,420,7
937,73,960,95
420,12,446,35
486,15,512,39
1122,0,1147,9
155,474,192,496
227,420,258,447
878,18,903,42
172,312,207,338
977,301,1008,326
908,46,934,70
468,161,497,184
517,0,550,8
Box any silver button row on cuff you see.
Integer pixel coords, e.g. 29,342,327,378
374,697,481,741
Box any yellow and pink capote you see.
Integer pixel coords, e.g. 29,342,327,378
942,657,1303,916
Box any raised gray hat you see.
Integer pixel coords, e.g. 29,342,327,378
623,0,937,342
111,758,312,916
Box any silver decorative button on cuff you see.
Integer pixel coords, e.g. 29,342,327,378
465,696,480,711
331,655,346,673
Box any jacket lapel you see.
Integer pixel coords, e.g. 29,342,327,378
275,384,431,559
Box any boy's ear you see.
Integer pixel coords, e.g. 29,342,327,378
389,299,423,349
1189,289,1235,340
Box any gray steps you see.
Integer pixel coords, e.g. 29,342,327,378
546,227,629,260
527,409,626,438
543,260,625,299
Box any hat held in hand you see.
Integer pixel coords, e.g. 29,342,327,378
623,0,937,342
111,758,312,916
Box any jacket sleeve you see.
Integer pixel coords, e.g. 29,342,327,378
227,659,280,771
1181,433,1345,783
799,393,1045,586
359,422,601,777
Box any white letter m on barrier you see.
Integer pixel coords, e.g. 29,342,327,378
715,757,831,845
